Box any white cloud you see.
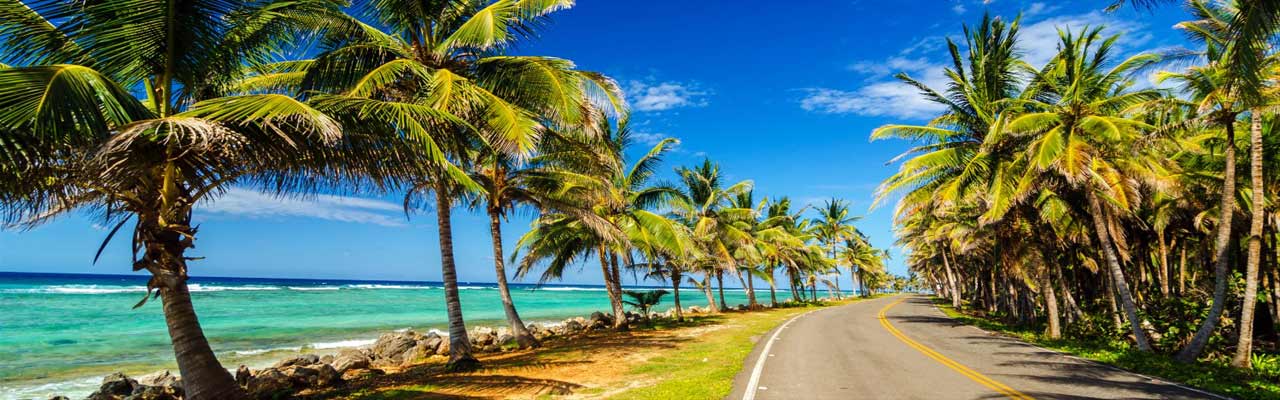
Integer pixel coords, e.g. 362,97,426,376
625,80,708,112
631,131,670,145
799,11,1152,120
199,188,407,227
952,3,967,14
1018,11,1151,67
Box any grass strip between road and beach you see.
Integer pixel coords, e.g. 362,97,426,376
931,298,1280,400
309,297,872,400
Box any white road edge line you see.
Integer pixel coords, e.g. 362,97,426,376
926,301,1233,400
741,308,820,400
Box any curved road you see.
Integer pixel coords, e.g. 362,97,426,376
728,295,1228,400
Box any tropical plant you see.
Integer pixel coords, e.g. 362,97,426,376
623,289,670,321
0,1,349,398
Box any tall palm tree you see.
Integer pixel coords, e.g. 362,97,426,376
1156,2,1269,361
1002,27,1165,351
812,198,860,296
293,0,621,370
0,1,347,398
515,125,683,330
670,159,754,312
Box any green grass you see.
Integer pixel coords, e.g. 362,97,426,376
932,298,1280,400
611,297,878,400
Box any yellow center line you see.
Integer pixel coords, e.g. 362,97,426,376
877,297,1035,400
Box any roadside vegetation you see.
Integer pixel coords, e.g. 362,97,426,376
934,298,1279,400
0,1,892,399
875,1,1280,394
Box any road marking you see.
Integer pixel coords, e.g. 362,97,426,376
879,297,1035,400
742,308,819,400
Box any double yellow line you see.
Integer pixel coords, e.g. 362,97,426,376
877,297,1035,400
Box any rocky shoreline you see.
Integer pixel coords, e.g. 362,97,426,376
54,306,725,400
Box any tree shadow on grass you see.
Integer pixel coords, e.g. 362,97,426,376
302,315,728,399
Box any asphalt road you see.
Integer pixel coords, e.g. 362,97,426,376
727,295,1227,400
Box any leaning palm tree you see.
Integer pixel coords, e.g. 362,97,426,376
0,1,347,398
1157,0,1277,363
1001,27,1165,351
293,0,621,370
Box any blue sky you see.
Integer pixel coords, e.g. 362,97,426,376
0,1,1190,287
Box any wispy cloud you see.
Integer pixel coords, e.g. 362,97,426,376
199,188,407,227
625,80,709,112
799,11,1151,120
952,3,967,14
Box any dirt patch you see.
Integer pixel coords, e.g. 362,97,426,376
303,317,723,400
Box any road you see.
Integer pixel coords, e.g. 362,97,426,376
728,295,1227,400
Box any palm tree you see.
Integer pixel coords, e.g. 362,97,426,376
623,289,670,321
812,198,860,296
0,1,347,398
1155,2,1270,361
515,124,683,331
1002,27,1165,351
670,159,754,312
293,0,621,370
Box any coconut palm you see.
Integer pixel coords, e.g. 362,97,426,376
670,159,754,311
0,1,351,397
289,0,623,370
623,289,670,321
515,122,684,331
999,27,1165,351
811,198,861,296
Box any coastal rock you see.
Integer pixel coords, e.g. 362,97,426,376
688,306,704,314
48,396,70,400
86,372,136,400
320,355,334,364
562,319,582,334
235,365,252,387
245,368,292,399
123,384,180,400
273,353,320,369
470,330,495,347
436,339,450,356
136,371,181,391
371,332,417,364
402,341,436,365
496,334,515,349
331,348,372,373
420,333,444,355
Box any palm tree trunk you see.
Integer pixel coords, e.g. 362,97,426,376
716,270,727,310
1157,230,1171,297
1087,190,1152,351
1232,111,1265,368
436,189,479,370
744,269,758,309
1179,244,1188,295
1178,120,1238,362
487,208,537,348
942,246,961,308
1106,274,1123,330
768,268,778,307
702,273,719,312
157,275,246,400
607,252,629,331
670,268,684,322
1041,272,1061,339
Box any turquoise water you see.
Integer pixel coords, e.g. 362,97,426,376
0,272,804,399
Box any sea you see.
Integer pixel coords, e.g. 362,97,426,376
0,271,806,399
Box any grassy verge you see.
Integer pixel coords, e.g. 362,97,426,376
611,299,866,399
307,298,869,400
931,298,1279,400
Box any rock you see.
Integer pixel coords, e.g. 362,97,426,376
133,371,182,399
436,339,450,356
421,333,444,354
688,306,704,314
47,396,71,400
311,363,342,387
496,334,515,348
235,365,252,387
563,320,582,333
124,384,180,400
480,344,500,353
371,332,417,364
320,354,334,364
331,348,372,373
341,368,384,381
273,353,320,369
470,330,495,347
245,368,292,399
87,373,137,400
402,341,436,366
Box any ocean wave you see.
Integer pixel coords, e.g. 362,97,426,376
342,284,434,290
286,286,340,291
0,376,100,400
0,284,286,294
532,287,606,292
311,338,376,349
232,346,302,356
457,286,496,290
